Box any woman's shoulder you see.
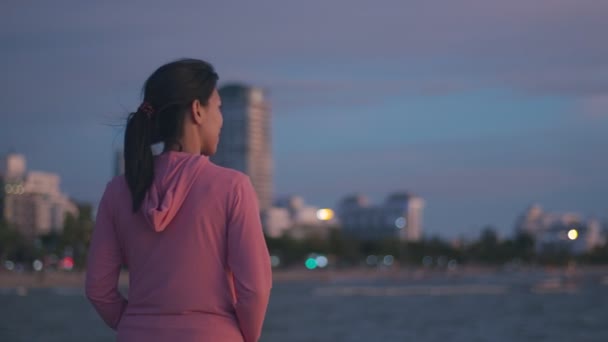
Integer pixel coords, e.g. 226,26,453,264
206,161,250,184
201,162,257,199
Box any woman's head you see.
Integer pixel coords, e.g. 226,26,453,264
124,58,221,212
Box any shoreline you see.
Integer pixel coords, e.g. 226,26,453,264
2,265,608,289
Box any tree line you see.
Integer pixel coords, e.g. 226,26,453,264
2,216,608,271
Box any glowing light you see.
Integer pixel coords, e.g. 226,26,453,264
305,258,317,270
270,255,280,267
316,209,335,221
316,256,328,268
395,217,406,229
5,184,13,194
383,255,394,266
567,229,578,241
4,260,15,271
33,260,43,272
61,257,74,271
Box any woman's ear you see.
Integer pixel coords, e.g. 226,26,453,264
190,99,205,124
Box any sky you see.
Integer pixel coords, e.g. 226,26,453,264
1,0,607,238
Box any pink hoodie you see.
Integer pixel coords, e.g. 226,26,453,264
85,151,272,342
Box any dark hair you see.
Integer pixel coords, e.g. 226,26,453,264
124,58,219,212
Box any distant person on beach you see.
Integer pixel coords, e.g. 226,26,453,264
85,58,272,342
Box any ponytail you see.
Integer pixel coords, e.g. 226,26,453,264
124,109,155,212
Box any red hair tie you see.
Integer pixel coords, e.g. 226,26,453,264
138,102,155,118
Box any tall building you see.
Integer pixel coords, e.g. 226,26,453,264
211,83,273,210
1,153,78,238
337,192,425,241
1,153,26,180
0,154,26,222
384,193,425,241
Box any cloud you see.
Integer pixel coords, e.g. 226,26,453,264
2,0,608,122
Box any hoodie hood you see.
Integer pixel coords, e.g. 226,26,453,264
143,151,209,232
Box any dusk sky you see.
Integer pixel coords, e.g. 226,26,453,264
1,1,607,238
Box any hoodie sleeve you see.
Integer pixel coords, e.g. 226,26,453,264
227,175,272,342
85,182,128,330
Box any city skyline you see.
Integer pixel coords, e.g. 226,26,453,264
1,1,607,237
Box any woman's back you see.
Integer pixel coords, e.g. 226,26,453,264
87,152,272,341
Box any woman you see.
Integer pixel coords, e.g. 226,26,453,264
85,58,272,342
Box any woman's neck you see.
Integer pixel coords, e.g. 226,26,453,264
164,140,201,155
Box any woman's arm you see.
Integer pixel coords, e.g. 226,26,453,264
227,175,273,342
85,182,128,330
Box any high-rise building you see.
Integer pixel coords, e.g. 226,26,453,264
1,153,26,180
0,154,24,222
337,192,425,241
211,83,273,210
384,193,425,241
1,153,78,238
